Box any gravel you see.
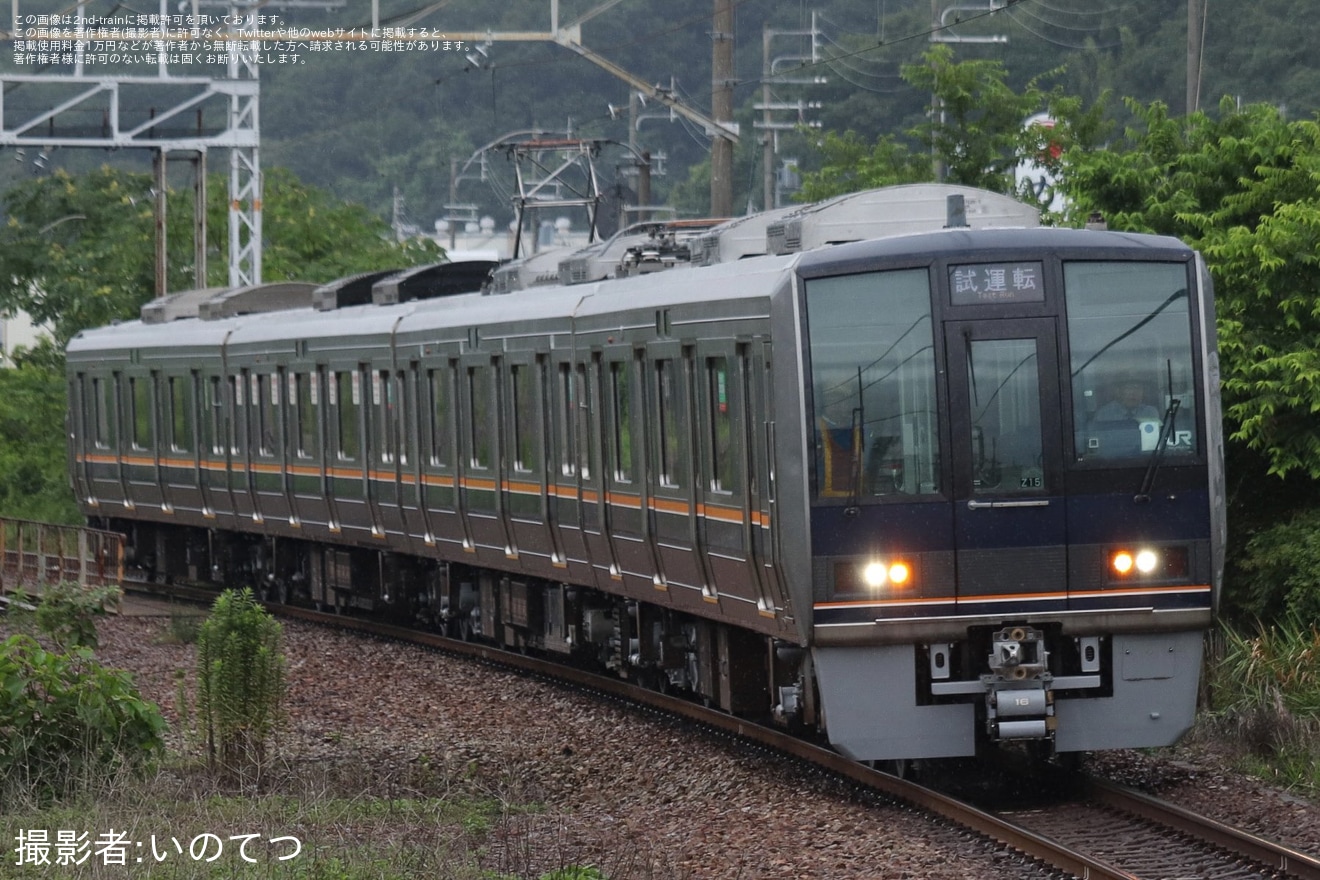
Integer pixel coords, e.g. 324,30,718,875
88,609,1320,878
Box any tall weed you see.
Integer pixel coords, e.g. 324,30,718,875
1205,616,1320,762
193,588,287,783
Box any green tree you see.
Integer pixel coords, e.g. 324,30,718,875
0,366,80,523
793,130,930,202
793,46,1104,207
0,166,441,353
0,167,156,351
1058,97,1320,620
1059,97,1320,480
245,167,441,283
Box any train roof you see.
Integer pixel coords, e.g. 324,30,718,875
69,222,1193,364
764,183,1039,256
794,225,1193,278
67,250,801,360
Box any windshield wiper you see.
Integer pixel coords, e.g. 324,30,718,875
1135,361,1180,502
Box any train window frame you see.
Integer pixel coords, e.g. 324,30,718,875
205,375,224,456
653,355,687,490
167,374,192,453
227,375,240,456
92,375,115,449
608,356,635,485
294,372,316,459
554,361,577,478
576,362,594,481
510,360,542,475
467,363,493,471
273,367,286,459
130,374,153,451
428,364,454,468
1062,259,1203,467
335,369,360,462
705,354,739,496
395,370,409,468
802,266,943,503
255,373,275,458
375,368,395,466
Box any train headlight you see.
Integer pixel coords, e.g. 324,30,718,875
843,558,916,593
1108,546,1187,580
863,561,889,588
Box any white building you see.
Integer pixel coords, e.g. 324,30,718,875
0,310,50,367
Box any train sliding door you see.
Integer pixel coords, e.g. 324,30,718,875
942,319,1066,608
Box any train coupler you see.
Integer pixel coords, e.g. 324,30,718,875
984,626,1055,740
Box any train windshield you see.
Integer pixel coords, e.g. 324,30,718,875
1065,261,1198,462
804,268,941,499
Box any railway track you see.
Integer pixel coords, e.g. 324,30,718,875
128,584,1320,880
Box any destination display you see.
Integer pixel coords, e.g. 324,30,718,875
949,261,1045,305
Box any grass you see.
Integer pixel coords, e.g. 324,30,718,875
1184,618,1320,796
0,754,634,880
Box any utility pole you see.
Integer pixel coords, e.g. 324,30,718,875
929,1,1008,181
757,14,825,210
1187,0,1205,116
762,26,774,213
710,0,734,217
154,150,167,298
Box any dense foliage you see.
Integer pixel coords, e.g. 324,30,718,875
1,584,165,801
239,0,1320,221
1054,98,1320,621
0,366,80,524
1204,617,1320,786
793,46,1106,207
0,166,440,354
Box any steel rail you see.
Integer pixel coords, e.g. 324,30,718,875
1081,776,1320,880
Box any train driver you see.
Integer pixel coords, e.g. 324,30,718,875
1084,374,1161,458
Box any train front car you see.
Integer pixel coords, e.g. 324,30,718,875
782,227,1224,761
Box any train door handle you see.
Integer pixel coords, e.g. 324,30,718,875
966,499,1051,510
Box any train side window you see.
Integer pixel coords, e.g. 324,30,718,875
511,362,540,474
468,365,492,469
555,363,576,477
256,373,275,456
130,375,153,451
707,356,738,494
576,363,594,480
229,375,241,455
295,372,316,458
93,376,115,449
168,375,192,452
428,367,451,467
395,371,409,467
655,358,685,489
205,376,223,455
336,370,360,461
375,369,395,465
273,369,286,456
609,360,633,484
